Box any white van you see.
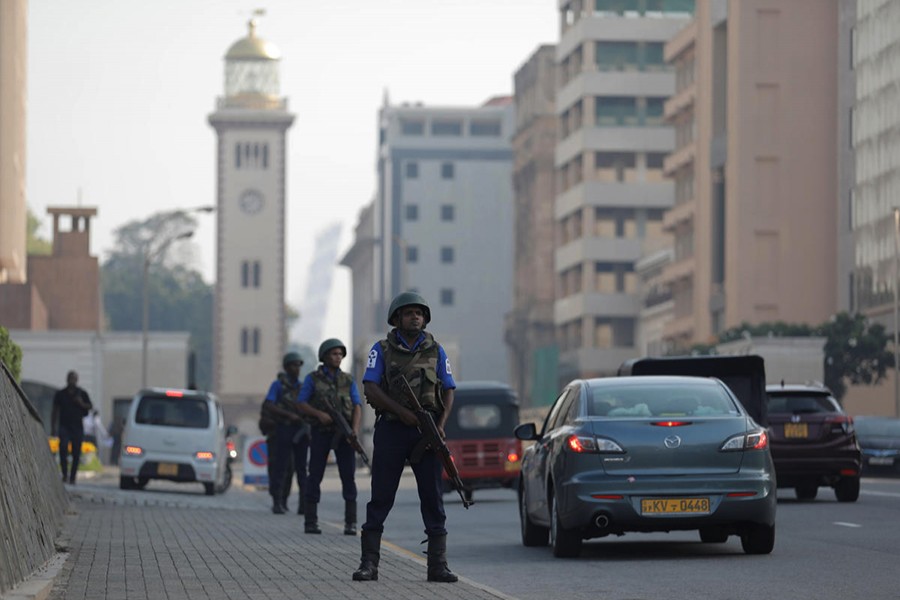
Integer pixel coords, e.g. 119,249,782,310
119,388,232,495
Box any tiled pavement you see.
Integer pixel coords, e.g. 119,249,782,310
35,470,515,600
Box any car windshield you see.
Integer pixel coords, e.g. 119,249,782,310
135,395,210,428
855,418,900,437
767,393,839,415
587,382,740,418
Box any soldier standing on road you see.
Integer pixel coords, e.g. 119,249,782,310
352,292,458,583
51,370,93,484
296,338,362,535
263,352,309,515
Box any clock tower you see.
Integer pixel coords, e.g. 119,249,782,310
208,17,295,428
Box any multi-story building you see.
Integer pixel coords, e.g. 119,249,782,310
852,0,900,321
661,0,839,350
554,0,691,381
208,18,295,430
505,45,559,407
837,0,857,313
345,97,515,382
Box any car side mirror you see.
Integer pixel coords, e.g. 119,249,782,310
514,422,540,441
226,425,238,436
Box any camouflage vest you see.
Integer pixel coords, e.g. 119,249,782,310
309,368,354,430
273,372,301,425
379,330,443,414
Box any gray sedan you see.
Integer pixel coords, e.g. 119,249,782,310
516,376,776,557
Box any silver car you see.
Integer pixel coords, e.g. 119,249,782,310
516,376,776,558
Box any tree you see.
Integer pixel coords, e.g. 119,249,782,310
677,314,892,401
26,208,51,255
101,212,213,390
0,325,23,382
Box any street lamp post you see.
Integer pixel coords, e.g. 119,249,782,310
894,208,900,418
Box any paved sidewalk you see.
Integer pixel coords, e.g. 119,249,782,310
39,470,514,600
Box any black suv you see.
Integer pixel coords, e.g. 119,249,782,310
766,383,861,502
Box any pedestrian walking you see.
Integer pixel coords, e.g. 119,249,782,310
352,292,458,583
296,338,362,535
262,352,308,514
51,371,93,484
109,416,125,466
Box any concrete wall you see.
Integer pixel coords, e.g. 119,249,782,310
0,360,67,595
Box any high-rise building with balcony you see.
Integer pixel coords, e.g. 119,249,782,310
554,0,692,380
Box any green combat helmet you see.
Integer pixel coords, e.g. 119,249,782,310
282,351,304,369
318,338,347,362
387,291,431,327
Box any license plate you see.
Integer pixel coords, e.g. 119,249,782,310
784,423,808,438
869,456,894,466
641,498,710,514
157,463,178,476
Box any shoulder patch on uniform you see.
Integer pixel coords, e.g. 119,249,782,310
367,348,378,369
445,357,452,375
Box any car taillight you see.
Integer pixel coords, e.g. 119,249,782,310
195,451,215,461
507,452,520,463
826,415,854,434
566,434,624,454
721,429,768,451
124,445,143,457
652,421,692,427
165,390,184,398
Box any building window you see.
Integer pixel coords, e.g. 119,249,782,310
241,261,261,288
406,246,418,263
400,119,425,135
441,163,455,179
406,204,419,221
440,247,454,264
432,120,463,136
595,152,636,181
470,120,502,136
595,96,638,126
441,205,455,221
406,162,419,179
644,97,666,125
595,41,639,70
235,143,241,168
235,142,268,169
440,288,455,305
646,152,666,169
240,327,260,354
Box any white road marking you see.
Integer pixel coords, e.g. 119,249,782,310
833,522,862,528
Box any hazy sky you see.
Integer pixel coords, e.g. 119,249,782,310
26,0,558,346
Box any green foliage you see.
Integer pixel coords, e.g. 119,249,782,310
101,211,212,391
0,326,23,382
26,208,52,255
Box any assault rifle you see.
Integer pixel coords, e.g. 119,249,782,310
323,400,371,470
396,375,473,509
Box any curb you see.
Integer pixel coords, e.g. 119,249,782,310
0,554,68,600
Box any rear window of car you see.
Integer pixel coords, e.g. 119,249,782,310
588,383,740,418
135,395,210,428
767,393,840,415
854,418,900,437
444,392,518,440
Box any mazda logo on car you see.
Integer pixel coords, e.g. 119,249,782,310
664,435,682,448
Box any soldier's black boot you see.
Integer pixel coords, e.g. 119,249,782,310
304,502,322,534
344,500,357,535
352,530,381,581
271,497,285,515
426,534,458,583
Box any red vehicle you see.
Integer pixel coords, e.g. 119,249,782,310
442,381,522,503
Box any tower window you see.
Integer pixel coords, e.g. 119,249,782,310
432,120,462,136
440,288,455,305
406,246,419,263
441,163,455,179
440,247,455,264
406,204,419,221
406,162,419,179
441,205,455,221
241,260,262,288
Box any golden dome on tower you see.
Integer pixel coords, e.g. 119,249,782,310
225,17,281,61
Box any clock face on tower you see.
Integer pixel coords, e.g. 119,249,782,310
239,189,264,214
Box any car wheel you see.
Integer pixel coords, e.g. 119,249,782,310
203,482,216,496
795,484,818,501
119,476,134,490
740,523,775,554
699,527,728,543
219,465,233,494
549,491,581,558
834,476,860,502
519,485,549,547
135,477,149,490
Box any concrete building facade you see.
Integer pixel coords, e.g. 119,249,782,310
208,19,295,430
505,45,559,407
554,0,691,381
661,0,839,350
347,97,515,382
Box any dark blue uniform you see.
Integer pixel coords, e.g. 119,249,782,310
361,332,456,536
265,376,309,509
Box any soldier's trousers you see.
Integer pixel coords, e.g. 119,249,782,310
305,428,357,504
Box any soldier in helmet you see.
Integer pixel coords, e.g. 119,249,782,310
296,338,363,535
263,351,309,514
352,292,458,583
